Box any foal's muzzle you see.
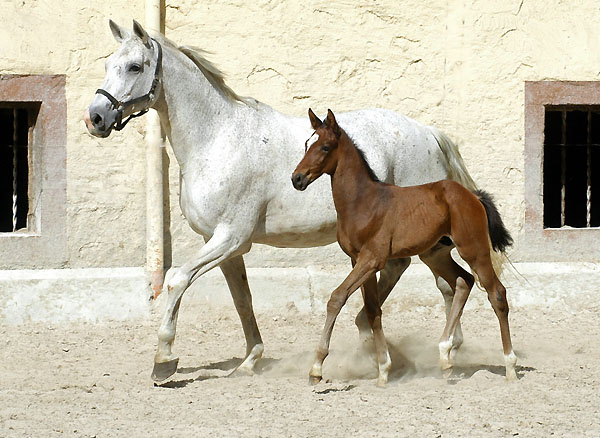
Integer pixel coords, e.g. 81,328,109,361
291,172,310,191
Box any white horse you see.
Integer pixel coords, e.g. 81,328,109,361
84,20,478,382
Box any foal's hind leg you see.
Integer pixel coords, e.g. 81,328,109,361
464,253,517,381
419,245,474,367
220,255,264,376
355,258,410,342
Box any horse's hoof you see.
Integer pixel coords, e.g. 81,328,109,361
308,375,322,385
151,358,179,382
506,369,518,382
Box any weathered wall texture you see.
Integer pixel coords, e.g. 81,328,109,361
0,1,147,268
1,1,599,270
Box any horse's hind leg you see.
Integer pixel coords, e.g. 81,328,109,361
361,274,391,386
220,255,264,376
355,258,410,342
151,228,248,382
419,245,474,367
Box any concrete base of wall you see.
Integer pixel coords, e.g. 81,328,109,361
0,263,598,324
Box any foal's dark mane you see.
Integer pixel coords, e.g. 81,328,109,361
342,131,381,183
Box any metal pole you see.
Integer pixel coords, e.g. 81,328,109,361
146,0,165,298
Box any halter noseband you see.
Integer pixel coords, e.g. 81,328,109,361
95,38,163,131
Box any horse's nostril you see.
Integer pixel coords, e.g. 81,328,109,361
91,113,103,127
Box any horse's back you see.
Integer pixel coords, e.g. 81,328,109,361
335,108,448,187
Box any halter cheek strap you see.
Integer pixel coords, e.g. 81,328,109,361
95,38,163,131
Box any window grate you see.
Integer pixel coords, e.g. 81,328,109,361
0,107,30,232
543,107,600,228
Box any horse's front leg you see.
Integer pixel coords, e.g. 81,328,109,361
309,257,379,385
219,255,264,376
151,227,249,382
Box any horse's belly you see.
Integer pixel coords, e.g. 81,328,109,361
254,224,337,248
254,180,338,248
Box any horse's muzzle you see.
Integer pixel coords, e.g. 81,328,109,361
83,108,112,138
291,172,310,191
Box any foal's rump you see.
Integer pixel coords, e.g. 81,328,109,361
439,180,512,256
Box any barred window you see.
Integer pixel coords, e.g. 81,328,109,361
0,105,38,232
543,107,600,228
0,75,66,269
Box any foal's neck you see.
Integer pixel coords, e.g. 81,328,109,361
330,133,380,211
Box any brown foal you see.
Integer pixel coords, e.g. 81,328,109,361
292,109,516,386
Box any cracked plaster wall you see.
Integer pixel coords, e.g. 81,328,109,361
2,0,599,269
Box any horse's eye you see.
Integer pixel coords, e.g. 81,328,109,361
321,145,330,152
129,64,141,73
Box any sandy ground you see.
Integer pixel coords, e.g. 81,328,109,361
1,295,600,438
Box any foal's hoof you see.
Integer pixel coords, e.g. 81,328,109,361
376,378,388,388
441,367,453,379
151,358,179,382
506,369,518,382
228,365,255,378
308,375,322,386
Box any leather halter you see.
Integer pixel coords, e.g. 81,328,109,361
95,38,163,131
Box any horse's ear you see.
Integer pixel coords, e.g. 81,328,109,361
326,109,341,137
133,19,152,48
109,19,129,43
308,108,322,130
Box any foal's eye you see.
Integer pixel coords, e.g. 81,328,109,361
128,64,141,73
321,145,330,152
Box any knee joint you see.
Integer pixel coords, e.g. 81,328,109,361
166,270,190,292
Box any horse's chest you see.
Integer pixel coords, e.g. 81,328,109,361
178,176,231,235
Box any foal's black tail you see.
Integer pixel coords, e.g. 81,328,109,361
473,190,513,253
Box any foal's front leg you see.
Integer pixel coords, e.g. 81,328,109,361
361,274,391,386
355,258,411,342
309,258,378,385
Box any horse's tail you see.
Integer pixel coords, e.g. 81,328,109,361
473,189,513,253
428,126,478,191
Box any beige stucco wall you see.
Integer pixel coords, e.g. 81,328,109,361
1,1,599,270
0,2,147,268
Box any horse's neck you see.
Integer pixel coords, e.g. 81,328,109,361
153,46,243,169
330,136,378,215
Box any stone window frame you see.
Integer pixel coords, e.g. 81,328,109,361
524,81,600,261
0,75,67,269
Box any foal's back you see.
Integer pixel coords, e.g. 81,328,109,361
376,180,485,259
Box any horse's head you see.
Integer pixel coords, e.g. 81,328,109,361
291,108,342,191
84,20,163,138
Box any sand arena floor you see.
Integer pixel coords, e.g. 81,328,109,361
1,295,600,437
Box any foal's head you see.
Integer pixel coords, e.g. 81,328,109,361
292,109,342,191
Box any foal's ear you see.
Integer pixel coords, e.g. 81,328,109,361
109,19,130,43
308,108,323,130
133,20,152,49
326,109,341,138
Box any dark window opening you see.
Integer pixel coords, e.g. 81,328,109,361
544,106,600,228
0,106,36,232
